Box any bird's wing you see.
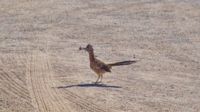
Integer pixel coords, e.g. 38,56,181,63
96,59,111,72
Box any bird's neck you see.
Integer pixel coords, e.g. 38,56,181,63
88,50,95,62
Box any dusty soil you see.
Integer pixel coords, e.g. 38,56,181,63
0,0,200,112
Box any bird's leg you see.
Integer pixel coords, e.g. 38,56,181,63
95,75,100,84
99,75,103,83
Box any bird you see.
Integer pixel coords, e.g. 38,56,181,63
79,44,136,84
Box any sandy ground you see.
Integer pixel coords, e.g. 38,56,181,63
0,0,200,112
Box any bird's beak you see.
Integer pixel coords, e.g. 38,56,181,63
79,47,87,51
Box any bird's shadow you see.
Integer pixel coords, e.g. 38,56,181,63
56,83,122,89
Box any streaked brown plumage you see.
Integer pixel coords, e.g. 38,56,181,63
80,44,136,83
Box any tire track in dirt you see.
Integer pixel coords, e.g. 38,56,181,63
26,52,70,112
0,69,29,95
0,87,32,107
44,37,73,112
40,52,72,112
0,74,30,100
44,55,72,112
0,60,30,101
60,89,110,112
25,39,72,112
0,54,34,111
26,53,48,112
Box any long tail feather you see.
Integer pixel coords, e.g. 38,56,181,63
108,60,137,67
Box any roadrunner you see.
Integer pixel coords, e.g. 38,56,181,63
79,44,136,84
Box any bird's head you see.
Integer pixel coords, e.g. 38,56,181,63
79,44,93,52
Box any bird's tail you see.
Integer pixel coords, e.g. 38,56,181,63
108,60,137,67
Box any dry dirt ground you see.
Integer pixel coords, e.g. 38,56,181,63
0,0,200,112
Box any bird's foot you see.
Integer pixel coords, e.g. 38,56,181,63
94,81,101,85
